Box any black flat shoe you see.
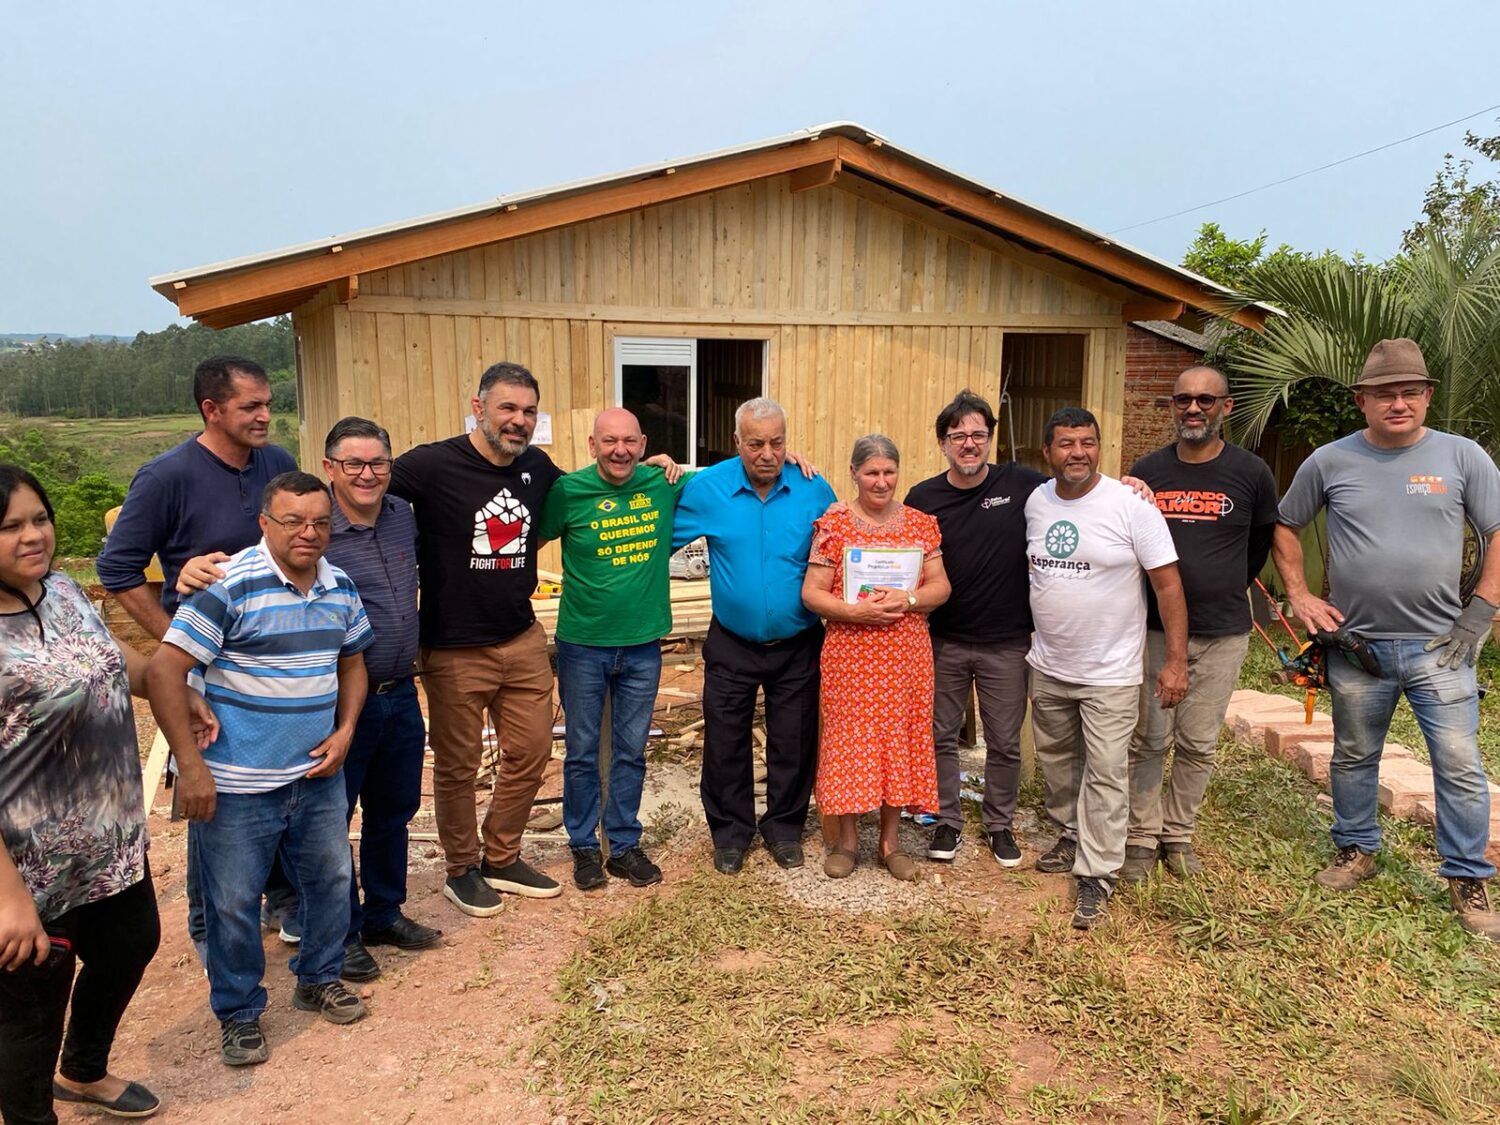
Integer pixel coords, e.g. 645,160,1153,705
52,1079,161,1118
713,847,746,875
766,840,804,869
362,915,443,950
340,940,382,982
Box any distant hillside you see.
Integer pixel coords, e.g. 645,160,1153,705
1,332,134,347
0,318,294,416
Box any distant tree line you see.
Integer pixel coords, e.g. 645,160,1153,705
0,316,295,416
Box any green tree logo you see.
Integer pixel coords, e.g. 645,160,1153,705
1044,520,1079,559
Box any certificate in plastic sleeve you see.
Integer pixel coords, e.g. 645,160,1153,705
841,546,923,603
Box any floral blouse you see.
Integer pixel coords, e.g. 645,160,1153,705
1,574,147,922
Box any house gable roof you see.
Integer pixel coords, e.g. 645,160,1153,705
151,123,1270,331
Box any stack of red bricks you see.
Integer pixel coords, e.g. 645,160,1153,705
1225,689,1500,868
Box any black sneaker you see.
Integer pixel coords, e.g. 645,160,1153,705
443,866,505,917
605,847,663,887
480,856,562,899
927,825,961,861
220,1018,270,1066
293,980,368,1025
987,829,1022,868
573,848,607,890
1071,877,1110,930
340,940,381,983
1036,837,1076,874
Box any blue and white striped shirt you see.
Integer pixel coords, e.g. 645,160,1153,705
163,540,373,794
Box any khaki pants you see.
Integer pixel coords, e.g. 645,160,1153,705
1128,630,1248,849
421,623,554,877
1031,669,1139,888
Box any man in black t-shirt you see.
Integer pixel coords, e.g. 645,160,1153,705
389,363,565,916
906,391,1046,867
1123,366,1279,882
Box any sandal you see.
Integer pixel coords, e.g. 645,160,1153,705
881,850,919,882
823,846,857,879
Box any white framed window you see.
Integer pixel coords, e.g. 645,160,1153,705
613,336,766,468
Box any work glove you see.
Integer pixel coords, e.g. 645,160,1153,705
1424,595,1499,669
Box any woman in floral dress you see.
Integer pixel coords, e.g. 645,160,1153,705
801,435,950,881
0,465,216,1123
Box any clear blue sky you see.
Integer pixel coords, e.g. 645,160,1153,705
3,0,1497,335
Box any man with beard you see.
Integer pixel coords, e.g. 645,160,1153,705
904,391,1045,868
1122,367,1279,883
388,363,565,916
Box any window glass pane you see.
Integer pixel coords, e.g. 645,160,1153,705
621,364,689,464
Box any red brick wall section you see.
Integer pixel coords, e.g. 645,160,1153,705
1121,325,1204,471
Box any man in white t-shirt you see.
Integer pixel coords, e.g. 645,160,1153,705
1025,407,1189,929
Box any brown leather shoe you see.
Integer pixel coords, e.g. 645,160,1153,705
1313,845,1377,891
823,846,856,879
881,850,919,882
1447,877,1500,941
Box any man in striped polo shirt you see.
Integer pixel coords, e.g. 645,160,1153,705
148,471,374,1067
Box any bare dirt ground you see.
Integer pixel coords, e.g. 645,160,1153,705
80,653,1067,1125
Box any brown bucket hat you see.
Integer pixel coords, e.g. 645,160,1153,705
1354,338,1435,388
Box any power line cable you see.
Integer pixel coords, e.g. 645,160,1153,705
1107,101,1500,235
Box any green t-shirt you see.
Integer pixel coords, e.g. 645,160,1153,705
538,463,688,646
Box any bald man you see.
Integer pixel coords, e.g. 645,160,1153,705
538,409,687,891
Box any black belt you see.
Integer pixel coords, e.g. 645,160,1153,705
714,618,821,649
369,675,413,695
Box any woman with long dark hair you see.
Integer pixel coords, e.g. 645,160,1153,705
0,464,216,1124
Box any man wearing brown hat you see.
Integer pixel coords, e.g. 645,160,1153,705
1273,338,1500,940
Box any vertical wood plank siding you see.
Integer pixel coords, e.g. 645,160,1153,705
294,173,1131,485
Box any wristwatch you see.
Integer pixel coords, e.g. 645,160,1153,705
906,592,917,610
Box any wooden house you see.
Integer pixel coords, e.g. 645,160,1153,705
150,123,1269,487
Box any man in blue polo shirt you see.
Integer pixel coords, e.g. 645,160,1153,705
148,471,373,1068
674,397,837,874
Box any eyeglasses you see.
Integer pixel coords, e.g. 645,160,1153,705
1362,387,1430,404
328,457,393,476
944,431,992,447
263,514,332,534
1171,394,1227,410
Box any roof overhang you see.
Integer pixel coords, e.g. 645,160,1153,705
150,122,1273,331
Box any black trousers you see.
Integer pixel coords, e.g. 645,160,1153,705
0,864,160,1125
700,618,823,849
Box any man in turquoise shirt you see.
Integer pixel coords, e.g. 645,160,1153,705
673,398,836,874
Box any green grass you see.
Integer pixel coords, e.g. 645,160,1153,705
533,741,1500,1124
0,413,205,485
1239,635,1500,782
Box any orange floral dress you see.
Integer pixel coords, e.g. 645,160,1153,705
810,504,942,815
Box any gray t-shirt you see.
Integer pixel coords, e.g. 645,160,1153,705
1279,429,1500,638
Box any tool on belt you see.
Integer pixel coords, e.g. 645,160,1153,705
1251,579,1381,723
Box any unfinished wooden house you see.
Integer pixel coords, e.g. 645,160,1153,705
150,123,1268,483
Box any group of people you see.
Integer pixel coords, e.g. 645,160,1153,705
3,337,1499,1123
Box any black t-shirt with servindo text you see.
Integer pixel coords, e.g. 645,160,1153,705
390,436,564,648
904,461,1047,644
1129,442,1280,637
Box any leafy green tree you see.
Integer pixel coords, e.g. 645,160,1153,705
1404,120,1500,251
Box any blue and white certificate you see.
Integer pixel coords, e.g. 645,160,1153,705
842,546,923,603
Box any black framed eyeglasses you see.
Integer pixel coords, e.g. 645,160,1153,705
1171,393,1227,410
944,431,992,447
328,457,393,476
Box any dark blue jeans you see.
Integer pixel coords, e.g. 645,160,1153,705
556,640,662,854
190,774,351,1023
344,678,426,937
